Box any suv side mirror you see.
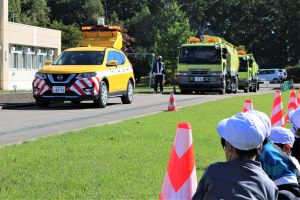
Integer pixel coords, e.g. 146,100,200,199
45,60,52,65
107,60,118,66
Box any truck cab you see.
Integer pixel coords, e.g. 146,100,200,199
237,51,259,93
177,35,239,94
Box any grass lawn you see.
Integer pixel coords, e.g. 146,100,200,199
0,91,291,199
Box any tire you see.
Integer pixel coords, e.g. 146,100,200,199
252,84,257,92
94,81,108,108
180,89,188,94
121,81,134,104
273,78,279,83
219,88,225,94
257,83,260,90
36,99,50,108
233,77,238,94
244,87,249,93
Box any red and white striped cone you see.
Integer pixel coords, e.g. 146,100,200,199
159,122,197,200
270,90,285,127
243,99,253,112
285,88,298,122
168,93,177,111
298,88,300,108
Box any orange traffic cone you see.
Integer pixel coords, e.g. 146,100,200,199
270,90,285,127
243,99,253,112
159,122,197,200
168,93,177,111
298,88,300,108
285,88,298,122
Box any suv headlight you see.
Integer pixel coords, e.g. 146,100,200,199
76,72,97,79
35,72,47,80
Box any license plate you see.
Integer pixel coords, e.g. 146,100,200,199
52,86,65,93
195,77,204,81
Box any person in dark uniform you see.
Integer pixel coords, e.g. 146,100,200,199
151,56,165,93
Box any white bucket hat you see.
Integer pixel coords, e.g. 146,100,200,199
217,111,271,151
289,108,300,137
270,126,295,146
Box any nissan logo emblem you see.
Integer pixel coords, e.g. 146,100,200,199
57,75,63,81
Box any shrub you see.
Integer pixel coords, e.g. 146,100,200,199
286,64,300,83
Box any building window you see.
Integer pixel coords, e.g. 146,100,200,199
9,44,55,70
9,45,23,69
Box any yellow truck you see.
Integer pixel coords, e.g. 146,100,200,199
32,25,135,108
177,35,239,94
237,50,259,93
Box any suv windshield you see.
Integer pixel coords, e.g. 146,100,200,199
179,46,221,64
238,57,248,72
53,51,104,65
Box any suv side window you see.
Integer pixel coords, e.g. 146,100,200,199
107,51,115,63
106,51,125,65
114,52,124,65
118,52,126,65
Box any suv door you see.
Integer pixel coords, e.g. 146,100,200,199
106,50,119,92
114,52,130,91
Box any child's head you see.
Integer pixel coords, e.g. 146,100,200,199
270,127,294,153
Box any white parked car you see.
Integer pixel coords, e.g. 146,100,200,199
258,69,286,83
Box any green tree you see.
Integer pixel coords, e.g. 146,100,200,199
153,2,194,81
8,0,22,22
177,0,300,68
20,0,50,27
83,0,105,25
8,0,50,26
50,21,82,50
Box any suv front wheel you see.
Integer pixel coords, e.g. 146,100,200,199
94,81,108,108
121,81,134,104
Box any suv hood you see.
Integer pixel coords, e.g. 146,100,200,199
39,65,101,74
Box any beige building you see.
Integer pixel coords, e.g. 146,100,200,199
0,0,61,90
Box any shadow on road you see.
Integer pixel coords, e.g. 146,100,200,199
2,102,121,110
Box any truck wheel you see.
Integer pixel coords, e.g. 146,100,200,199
219,88,225,94
233,77,238,94
253,84,257,92
244,87,249,93
94,81,108,108
181,89,188,94
36,99,50,108
121,81,134,104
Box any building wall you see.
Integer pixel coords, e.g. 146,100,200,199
0,1,61,90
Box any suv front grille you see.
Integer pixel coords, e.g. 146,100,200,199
47,74,77,84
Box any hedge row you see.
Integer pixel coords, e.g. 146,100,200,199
286,64,300,83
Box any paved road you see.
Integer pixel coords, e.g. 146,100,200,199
0,87,274,146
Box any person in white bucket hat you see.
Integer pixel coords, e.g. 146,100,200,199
259,126,300,198
192,111,278,200
289,108,300,162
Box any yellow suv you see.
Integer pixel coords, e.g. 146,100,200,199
32,25,135,108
